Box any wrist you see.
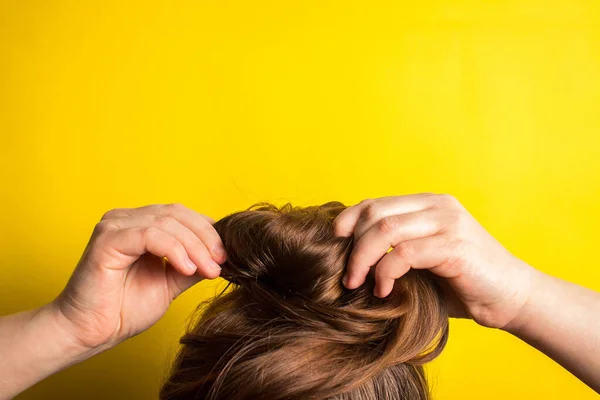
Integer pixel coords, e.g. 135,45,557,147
38,301,105,365
0,303,105,398
501,266,548,335
45,299,115,357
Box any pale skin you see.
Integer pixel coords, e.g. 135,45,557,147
0,195,599,399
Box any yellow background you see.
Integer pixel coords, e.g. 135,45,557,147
1,0,599,398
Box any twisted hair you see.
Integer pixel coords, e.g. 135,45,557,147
160,202,449,400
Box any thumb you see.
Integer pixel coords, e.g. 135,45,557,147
165,261,204,300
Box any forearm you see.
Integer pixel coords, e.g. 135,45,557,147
503,268,600,393
0,302,98,399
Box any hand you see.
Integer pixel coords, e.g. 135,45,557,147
333,194,538,329
53,204,227,351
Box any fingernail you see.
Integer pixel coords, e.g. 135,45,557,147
213,244,227,260
342,274,349,286
185,258,198,273
209,260,222,271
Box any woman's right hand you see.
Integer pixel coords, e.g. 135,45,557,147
53,203,227,351
333,194,540,330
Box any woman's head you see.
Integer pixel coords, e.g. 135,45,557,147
161,202,449,400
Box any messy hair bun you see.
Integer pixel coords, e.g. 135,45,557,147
160,202,449,400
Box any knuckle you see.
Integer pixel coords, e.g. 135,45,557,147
101,208,125,220
358,198,374,206
197,216,213,230
100,210,114,220
395,241,413,260
165,203,185,213
361,201,381,222
375,265,392,281
378,215,397,234
167,237,181,251
140,226,159,239
435,193,460,209
141,226,179,249
443,209,467,233
203,214,215,224
194,222,215,240
93,221,117,236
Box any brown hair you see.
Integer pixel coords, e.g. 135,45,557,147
160,202,449,400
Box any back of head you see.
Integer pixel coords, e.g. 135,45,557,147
160,202,449,400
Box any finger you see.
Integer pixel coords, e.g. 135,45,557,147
107,214,222,279
333,194,437,238
148,204,226,263
373,234,459,298
105,226,219,279
351,194,441,240
344,208,442,289
105,204,226,263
